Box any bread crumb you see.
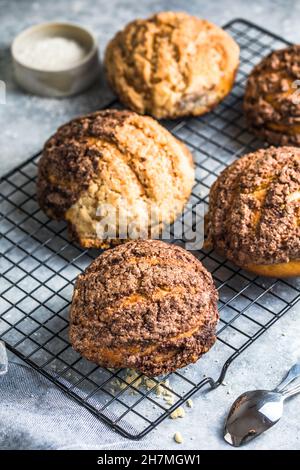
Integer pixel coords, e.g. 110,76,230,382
186,398,193,408
165,396,175,406
125,371,140,384
174,432,183,444
145,378,156,390
170,406,185,419
119,381,128,390
163,379,170,388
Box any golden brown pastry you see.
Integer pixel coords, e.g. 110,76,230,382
244,45,300,146
37,109,194,248
104,11,240,119
69,240,219,376
205,146,300,277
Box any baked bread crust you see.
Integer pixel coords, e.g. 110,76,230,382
206,146,300,277
37,109,194,248
69,240,219,376
104,11,239,119
244,46,300,146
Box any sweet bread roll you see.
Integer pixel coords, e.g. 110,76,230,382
104,11,239,119
206,146,300,277
244,46,300,146
37,110,194,248
69,240,219,376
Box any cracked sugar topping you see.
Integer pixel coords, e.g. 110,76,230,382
37,109,194,248
69,240,219,376
206,146,300,266
244,45,300,145
104,11,239,119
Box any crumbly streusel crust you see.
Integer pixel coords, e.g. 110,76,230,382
206,146,300,268
104,11,239,119
69,239,219,376
244,46,300,146
37,109,194,248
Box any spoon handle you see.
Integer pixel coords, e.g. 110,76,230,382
274,362,300,392
281,382,300,399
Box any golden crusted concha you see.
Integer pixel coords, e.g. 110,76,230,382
37,110,194,248
105,11,239,119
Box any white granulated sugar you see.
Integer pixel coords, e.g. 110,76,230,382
17,36,86,70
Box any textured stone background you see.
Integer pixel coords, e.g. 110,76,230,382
0,0,300,450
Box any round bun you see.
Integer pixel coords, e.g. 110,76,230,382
69,240,219,376
104,11,239,119
37,109,194,248
244,46,300,146
206,146,300,277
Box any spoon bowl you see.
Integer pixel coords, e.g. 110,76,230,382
224,362,300,447
224,390,284,446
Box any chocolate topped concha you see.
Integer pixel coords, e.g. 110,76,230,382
206,146,300,277
37,110,194,248
69,240,219,376
244,46,300,146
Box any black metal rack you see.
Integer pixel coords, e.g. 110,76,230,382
0,19,299,439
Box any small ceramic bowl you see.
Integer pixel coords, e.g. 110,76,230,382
11,22,100,97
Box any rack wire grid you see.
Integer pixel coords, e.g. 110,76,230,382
1,18,300,439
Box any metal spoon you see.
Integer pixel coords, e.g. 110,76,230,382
224,362,300,447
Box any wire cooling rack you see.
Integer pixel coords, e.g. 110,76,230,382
1,19,300,439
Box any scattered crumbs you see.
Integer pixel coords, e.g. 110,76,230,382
186,398,193,408
170,406,185,419
125,370,141,385
174,432,183,444
110,370,177,406
125,371,143,393
221,381,228,386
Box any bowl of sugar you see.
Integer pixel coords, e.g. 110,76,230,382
11,22,100,97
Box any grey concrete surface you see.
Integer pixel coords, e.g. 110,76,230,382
0,0,300,450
